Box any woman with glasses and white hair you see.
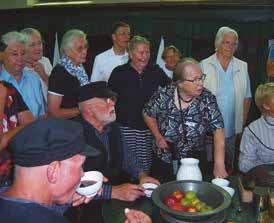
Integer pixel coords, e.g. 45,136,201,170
48,29,90,119
143,58,227,182
21,28,53,102
239,83,274,172
200,26,252,171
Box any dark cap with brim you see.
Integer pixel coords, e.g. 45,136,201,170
10,118,101,167
79,81,117,102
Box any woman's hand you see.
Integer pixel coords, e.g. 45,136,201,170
124,208,152,223
155,135,169,149
213,161,228,178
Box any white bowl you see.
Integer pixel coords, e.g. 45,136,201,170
211,178,230,187
142,183,158,198
76,171,103,197
222,186,235,197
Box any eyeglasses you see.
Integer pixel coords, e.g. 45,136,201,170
116,31,131,36
182,73,206,84
221,41,238,48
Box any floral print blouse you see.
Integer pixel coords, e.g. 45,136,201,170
143,84,224,164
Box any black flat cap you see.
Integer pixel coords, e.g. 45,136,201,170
10,118,100,167
79,81,117,102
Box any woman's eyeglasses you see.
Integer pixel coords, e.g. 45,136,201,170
182,73,206,84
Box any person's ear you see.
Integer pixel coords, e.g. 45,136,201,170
47,161,61,184
262,101,270,112
112,33,116,42
63,47,72,58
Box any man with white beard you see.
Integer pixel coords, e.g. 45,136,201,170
73,81,158,222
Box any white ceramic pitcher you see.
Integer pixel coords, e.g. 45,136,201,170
176,158,202,181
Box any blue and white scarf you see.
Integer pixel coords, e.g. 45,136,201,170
59,55,90,86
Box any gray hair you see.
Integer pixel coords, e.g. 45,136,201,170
20,28,41,42
60,29,87,55
162,45,182,60
1,31,26,50
128,35,150,52
214,26,238,50
173,57,200,82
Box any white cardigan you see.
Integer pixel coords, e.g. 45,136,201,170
200,53,249,134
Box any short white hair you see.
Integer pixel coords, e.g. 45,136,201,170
214,26,238,50
20,28,41,42
60,29,87,55
1,31,26,48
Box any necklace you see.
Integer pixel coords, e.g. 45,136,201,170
177,88,193,103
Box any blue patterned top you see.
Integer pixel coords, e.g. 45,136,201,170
143,84,224,164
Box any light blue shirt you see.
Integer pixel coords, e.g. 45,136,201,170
0,66,46,118
216,60,235,137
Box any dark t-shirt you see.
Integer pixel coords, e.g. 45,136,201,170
0,196,68,223
48,64,80,109
108,63,170,129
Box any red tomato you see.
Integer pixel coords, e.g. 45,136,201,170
171,202,185,211
163,196,177,208
171,190,185,201
187,207,197,213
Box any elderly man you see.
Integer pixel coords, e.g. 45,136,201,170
200,27,251,170
161,45,181,80
72,81,158,222
0,31,46,118
0,118,100,222
0,81,33,187
90,21,130,82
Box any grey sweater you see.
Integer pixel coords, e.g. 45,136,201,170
239,116,274,172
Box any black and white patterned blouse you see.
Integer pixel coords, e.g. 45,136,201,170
143,84,224,164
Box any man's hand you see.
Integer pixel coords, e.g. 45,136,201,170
72,176,108,206
112,183,144,201
124,208,152,223
139,172,160,186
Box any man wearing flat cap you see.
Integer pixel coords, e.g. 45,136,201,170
0,118,100,223
73,81,159,221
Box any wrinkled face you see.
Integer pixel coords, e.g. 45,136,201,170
26,33,43,61
178,64,204,97
217,33,238,59
4,42,26,76
54,154,86,204
65,37,88,65
89,97,116,125
164,49,180,71
129,43,150,73
112,26,130,51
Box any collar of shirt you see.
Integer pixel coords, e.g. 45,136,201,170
110,47,128,58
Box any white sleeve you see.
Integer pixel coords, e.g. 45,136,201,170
90,56,102,82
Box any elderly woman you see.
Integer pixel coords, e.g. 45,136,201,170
0,31,45,118
48,29,89,119
143,58,227,181
161,45,181,80
108,35,170,176
21,28,53,102
200,26,252,170
239,83,274,173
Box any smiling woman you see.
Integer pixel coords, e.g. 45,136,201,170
108,35,170,177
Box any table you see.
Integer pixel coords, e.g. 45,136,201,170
102,175,256,223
